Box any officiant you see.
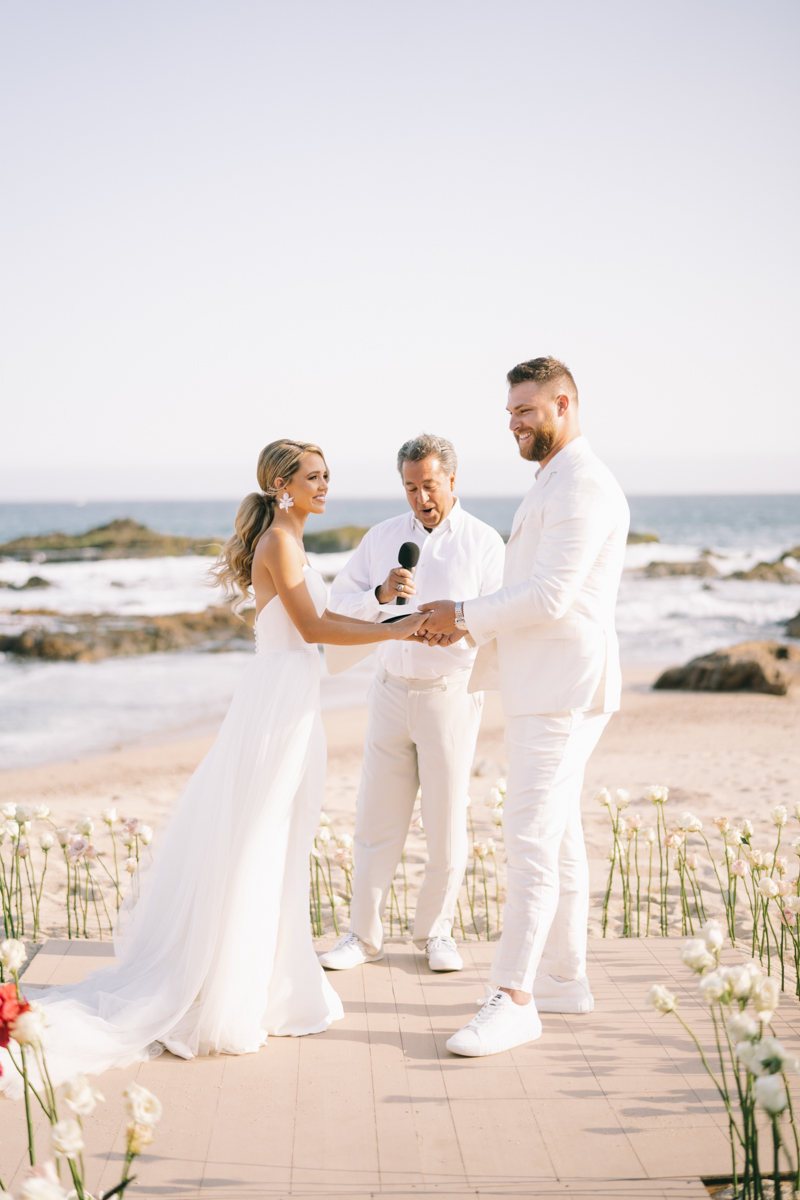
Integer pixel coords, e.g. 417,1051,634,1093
319,434,504,974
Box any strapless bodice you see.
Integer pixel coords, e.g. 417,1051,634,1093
255,565,327,654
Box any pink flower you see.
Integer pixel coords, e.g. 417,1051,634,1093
22,1161,60,1183
776,856,789,874
68,837,89,860
778,880,794,897
665,832,683,850
782,908,797,927
713,816,730,831
123,818,141,835
731,860,749,877
685,852,702,870
15,842,30,859
83,844,98,861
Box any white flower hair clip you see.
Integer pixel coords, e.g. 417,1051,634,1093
278,491,294,512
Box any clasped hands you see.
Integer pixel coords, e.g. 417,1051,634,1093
410,599,463,646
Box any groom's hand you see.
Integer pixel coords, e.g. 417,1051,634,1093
417,599,457,638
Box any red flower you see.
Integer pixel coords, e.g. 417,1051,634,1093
0,981,30,1049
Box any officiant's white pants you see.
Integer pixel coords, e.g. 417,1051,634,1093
349,667,482,954
490,707,611,994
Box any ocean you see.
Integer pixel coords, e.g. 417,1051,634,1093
1,495,798,770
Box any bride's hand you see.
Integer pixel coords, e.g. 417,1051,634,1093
389,612,427,640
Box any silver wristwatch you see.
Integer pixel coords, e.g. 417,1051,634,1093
454,600,468,631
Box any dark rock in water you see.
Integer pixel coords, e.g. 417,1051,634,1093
304,526,368,553
0,575,52,590
654,641,800,695
728,560,800,583
627,531,660,544
787,611,800,638
643,560,719,578
0,607,254,662
0,519,223,562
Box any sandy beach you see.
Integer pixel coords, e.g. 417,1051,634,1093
3,664,799,948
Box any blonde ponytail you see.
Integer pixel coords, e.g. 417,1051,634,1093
209,439,326,604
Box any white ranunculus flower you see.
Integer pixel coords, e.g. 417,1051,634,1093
100,807,117,825
138,825,153,845
644,785,669,805
494,777,506,795
743,1037,799,1077
50,1118,84,1159
18,1164,69,1200
126,1120,154,1155
713,815,730,831
642,827,656,844
596,787,612,808
491,808,503,825
681,939,716,973
40,833,55,852
336,833,353,849
486,786,504,808
772,805,788,827
4,819,20,838
615,789,630,809
755,1072,788,1114
624,812,642,831
75,817,94,836
727,1012,760,1043
699,920,725,951
1,802,16,819
0,938,26,973
317,826,331,843
699,970,729,1003
55,827,71,846
15,804,33,823
123,1081,162,1126
648,984,677,1013
11,1003,47,1046
121,833,135,848
32,805,50,820
740,820,754,839
785,895,800,914
679,812,703,833
124,857,137,874
762,852,775,870
62,1073,105,1116
725,964,759,1000
757,877,780,899
318,811,332,827
725,828,742,846
753,975,781,1021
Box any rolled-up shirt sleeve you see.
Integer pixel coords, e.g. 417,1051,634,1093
464,480,614,644
328,532,382,622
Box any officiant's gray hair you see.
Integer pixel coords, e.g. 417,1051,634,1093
396,434,457,476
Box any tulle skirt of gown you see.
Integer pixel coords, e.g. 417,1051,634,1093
1,569,343,1097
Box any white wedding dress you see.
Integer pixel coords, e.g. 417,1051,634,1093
1,566,343,1097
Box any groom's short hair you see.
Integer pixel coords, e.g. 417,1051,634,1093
507,356,578,401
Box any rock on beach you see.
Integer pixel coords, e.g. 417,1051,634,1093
654,640,800,696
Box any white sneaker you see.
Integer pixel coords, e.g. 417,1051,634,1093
533,973,594,1014
317,931,385,970
446,985,542,1057
426,936,463,972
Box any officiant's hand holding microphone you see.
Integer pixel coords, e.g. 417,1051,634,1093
375,541,419,606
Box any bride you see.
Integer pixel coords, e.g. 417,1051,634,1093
0,439,424,1095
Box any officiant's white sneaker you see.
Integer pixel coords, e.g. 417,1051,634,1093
426,936,463,972
532,972,594,1014
446,986,542,1057
318,932,385,970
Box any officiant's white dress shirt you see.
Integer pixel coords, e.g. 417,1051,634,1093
329,499,505,680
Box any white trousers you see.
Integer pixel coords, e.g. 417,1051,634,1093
490,707,611,994
349,667,483,954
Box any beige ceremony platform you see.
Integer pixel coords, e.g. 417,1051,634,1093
6,937,799,1199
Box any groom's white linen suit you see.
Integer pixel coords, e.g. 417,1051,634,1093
464,435,629,994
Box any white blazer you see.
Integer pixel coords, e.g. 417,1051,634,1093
465,437,629,716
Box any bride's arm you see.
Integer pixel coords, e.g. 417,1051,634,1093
257,530,424,646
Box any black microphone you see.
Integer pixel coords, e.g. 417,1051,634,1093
396,541,420,605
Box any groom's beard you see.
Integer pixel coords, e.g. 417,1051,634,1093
516,419,558,462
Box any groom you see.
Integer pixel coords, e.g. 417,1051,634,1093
418,357,630,1056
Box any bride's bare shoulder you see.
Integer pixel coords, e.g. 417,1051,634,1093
254,526,305,577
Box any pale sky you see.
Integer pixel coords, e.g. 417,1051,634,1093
1,0,798,500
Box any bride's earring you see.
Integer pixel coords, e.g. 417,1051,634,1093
279,491,294,512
